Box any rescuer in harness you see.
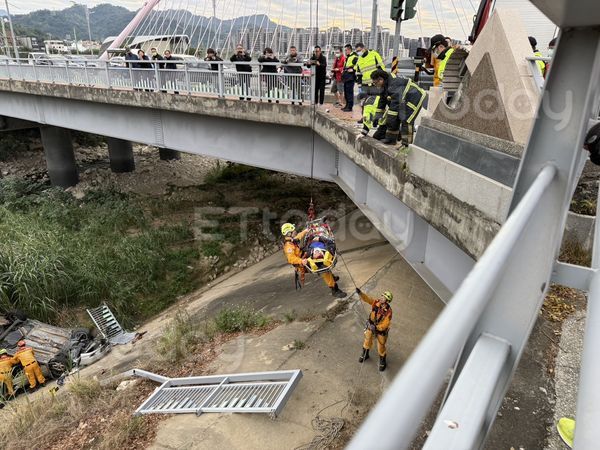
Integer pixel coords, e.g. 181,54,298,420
0,348,17,398
281,223,347,298
14,340,46,390
369,69,427,145
356,288,393,371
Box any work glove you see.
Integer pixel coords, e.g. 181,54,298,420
369,323,377,332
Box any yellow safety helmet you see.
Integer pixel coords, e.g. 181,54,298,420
382,291,393,302
0,349,6,355
281,223,295,236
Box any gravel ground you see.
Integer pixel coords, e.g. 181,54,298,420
545,310,586,450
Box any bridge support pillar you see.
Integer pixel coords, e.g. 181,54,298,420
158,147,181,161
40,126,79,188
107,137,135,173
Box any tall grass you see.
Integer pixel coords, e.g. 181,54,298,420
0,178,198,326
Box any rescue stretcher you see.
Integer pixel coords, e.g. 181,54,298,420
300,217,338,274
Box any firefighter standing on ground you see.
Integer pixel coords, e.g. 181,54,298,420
356,288,393,371
281,223,347,298
14,340,45,389
0,349,17,397
369,69,427,145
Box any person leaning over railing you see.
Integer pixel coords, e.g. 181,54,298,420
230,44,252,100
282,46,303,105
204,48,223,71
258,47,280,102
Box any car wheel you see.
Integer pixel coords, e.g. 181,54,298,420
48,353,70,379
71,328,91,342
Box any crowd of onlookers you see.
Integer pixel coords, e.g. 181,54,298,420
120,43,365,105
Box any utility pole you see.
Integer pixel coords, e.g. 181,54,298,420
390,1,418,72
392,19,402,60
369,0,378,51
4,0,18,60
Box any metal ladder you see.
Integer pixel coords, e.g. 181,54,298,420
135,369,302,418
349,2,600,449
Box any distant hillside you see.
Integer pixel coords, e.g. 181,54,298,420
12,4,284,44
13,4,135,41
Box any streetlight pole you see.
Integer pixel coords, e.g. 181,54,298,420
4,0,18,59
370,0,378,51
85,5,92,43
0,18,9,57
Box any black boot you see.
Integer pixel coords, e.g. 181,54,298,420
359,348,370,363
331,284,347,298
379,355,387,371
373,125,387,140
333,275,340,282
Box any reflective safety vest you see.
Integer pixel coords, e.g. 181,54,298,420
356,49,385,85
437,47,455,82
534,50,546,76
362,95,385,131
402,79,427,124
344,52,358,70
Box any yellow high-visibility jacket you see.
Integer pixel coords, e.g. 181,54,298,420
356,49,385,85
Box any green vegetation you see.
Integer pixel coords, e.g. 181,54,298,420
292,339,306,350
213,305,270,334
0,178,199,326
0,130,37,161
283,310,297,323
0,375,158,450
157,311,200,363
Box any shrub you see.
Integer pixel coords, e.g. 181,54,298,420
157,311,199,363
213,306,269,333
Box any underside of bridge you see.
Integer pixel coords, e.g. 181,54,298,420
0,81,481,301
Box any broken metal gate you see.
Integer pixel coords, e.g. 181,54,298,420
86,305,136,345
135,370,302,418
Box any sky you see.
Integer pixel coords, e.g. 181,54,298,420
11,0,481,41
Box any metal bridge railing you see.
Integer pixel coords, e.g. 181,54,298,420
350,25,600,450
0,58,313,104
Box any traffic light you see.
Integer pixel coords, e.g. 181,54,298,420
403,0,418,20
390,0,419,22
390,0,404,21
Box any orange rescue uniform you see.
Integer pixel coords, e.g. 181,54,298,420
0,354,17,396
283,229,336,288
359,292,392,357
14,346,46,389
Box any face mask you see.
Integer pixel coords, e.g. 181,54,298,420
335,52,341,57
548,48,554,57
357,50,363,57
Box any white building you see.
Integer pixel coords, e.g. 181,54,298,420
45,40,67,54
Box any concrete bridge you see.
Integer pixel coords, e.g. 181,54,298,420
0,74,510,301
2,5,600,446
